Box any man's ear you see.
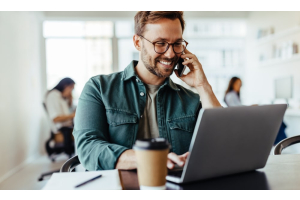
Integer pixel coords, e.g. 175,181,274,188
133,34,141,51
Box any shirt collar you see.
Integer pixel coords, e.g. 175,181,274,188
121,60,180,91
122,60,138,81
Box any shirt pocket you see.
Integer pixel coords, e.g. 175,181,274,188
167,115,196,155
106,109,138,147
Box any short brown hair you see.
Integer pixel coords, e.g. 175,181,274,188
134,11,185,35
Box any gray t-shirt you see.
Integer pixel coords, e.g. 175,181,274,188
137,83,161,139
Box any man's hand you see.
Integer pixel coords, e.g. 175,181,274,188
116,150,189,170
167,152,189,169
174,48,209,89
175,48,222,108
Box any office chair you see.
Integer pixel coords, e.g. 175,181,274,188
60,155,81,172
273,135,300,155
38,103,75,181
43,103,74,161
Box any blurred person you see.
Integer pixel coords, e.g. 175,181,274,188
44,77,76,155
224,77,242,107
74,11,222,171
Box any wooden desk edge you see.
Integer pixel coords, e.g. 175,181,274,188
118,169,125,190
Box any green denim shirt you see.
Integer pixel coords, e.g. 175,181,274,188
73,60,202,171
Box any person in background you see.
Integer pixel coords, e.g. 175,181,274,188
224,76,287,145
224,77,242,107
44,77,76,155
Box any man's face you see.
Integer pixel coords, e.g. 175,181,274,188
140,18,183,78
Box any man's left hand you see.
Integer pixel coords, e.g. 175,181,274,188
167,152,189,169
174,48,209,89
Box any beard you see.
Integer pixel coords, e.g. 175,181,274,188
141,45,179,78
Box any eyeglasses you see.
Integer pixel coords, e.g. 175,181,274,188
138,35,188,54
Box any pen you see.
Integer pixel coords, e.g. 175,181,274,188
75,174,102,188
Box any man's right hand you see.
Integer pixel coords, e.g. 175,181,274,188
115,149,137,170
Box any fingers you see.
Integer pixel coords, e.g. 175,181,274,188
181,51,201,70
182,49,196,59
168,152,185,167
174,68,190,80
184,48,192,55
174,68,192,81
181,152,190,159
177,152,189,165
167,152,190,169
167,160,175,169
182,58,196,68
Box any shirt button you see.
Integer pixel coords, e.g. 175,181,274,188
140,92,145,96
141,115,143,118
136,79,139,82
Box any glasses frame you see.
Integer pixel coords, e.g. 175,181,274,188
138,35,188,54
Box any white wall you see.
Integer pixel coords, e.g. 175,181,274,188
244,11,300,105
243,12,300,149
0,11,49,183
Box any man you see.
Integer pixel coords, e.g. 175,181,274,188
73,11,221,171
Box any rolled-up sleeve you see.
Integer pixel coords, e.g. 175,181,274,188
73,77,129,170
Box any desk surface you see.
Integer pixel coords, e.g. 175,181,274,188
119,154,300,190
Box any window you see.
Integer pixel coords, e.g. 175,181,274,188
44,19,246,106
43,21,113,101
115,21,139,71
170,19,247,105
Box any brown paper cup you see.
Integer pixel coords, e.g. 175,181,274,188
133,138,170,190
135,149,169,189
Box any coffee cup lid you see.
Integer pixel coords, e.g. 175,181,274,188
133,138,170,150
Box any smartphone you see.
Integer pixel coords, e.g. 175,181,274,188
177,57,186,77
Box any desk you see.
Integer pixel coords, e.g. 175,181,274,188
119,154,300,190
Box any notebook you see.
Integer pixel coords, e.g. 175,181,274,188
43,169,123,190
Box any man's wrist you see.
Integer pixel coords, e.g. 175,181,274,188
195,82,212,95
115,149,137,170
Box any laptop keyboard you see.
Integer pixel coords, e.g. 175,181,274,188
168,169,183,178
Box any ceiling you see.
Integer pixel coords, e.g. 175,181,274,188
44,11,250,20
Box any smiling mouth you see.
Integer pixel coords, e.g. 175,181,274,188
158,60,174,67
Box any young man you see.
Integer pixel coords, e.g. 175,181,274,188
73,11,221,171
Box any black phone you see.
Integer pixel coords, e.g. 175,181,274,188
177,57,186,77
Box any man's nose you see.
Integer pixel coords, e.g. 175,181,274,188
163,44,176,58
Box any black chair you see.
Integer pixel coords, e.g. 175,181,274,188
60,155,81,172
38,103,75,181
273,135,300,155
43,103,74,161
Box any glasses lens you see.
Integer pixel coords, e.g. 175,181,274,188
173,41,187,53
154,41,187,54
154,42,168,53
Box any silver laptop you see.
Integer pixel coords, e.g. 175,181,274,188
166,104,287,184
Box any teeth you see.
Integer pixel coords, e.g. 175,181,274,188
159,61,172,65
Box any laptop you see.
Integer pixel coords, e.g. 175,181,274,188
166,104,287,184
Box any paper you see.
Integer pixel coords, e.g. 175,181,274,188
43,169,122,190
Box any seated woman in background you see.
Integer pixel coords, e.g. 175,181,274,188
44,77,76,155
224,77,242,107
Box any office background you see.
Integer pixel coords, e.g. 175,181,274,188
1,11,300,189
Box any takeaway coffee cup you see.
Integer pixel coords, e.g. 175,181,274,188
133,138,170,190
